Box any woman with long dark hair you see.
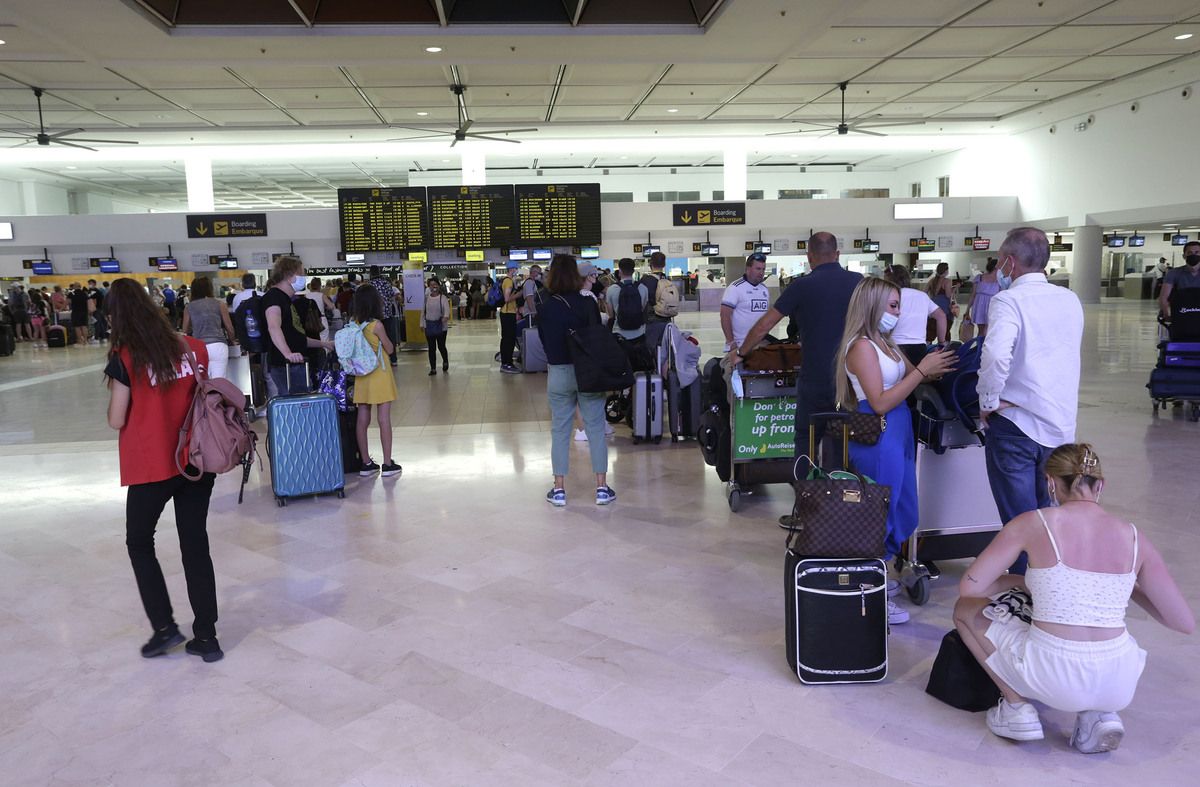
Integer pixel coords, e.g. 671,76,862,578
423,277,451,375
349,284,400,477
536,254,614,507
104,278,223,663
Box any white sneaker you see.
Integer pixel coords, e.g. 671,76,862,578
887,600,909,624
987,699,1044,741
574,429,588,442
1071,711,1124,754
604,422,615,435
887,579,901,598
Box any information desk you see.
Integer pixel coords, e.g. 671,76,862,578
338,187,427,252
515,183,601,245
428,185,515,249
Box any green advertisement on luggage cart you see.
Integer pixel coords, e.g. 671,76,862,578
733,396,796,461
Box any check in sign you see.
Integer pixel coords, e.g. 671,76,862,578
733,397,796,460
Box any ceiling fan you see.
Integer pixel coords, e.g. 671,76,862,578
768,81,923,138
387,85,537,147
0,87,139,151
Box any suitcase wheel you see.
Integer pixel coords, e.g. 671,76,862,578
276,498,286,507
652,436,662,445
1191,403,1200,422
727,487,742,512
337,489,345,499
907,575,931,606
632,436,641,445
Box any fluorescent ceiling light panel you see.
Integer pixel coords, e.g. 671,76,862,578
894,203,944,220
0,222,13,240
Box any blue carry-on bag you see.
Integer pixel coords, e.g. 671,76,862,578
267,391,345,506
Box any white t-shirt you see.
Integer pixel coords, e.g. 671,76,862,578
230,289,259,312
892,287,940,345
720,276,771,347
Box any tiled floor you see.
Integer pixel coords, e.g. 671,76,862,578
1,302,1197,786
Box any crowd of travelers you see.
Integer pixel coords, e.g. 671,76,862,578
4,230,1194,757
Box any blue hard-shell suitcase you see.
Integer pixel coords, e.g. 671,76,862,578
267,392,345,506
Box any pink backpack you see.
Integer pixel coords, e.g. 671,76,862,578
176,349,259,501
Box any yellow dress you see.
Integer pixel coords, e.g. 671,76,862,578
351,320,397,405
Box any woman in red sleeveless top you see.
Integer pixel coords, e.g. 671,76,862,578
104,279,223,663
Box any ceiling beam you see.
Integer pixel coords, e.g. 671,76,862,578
222,67,304,126
286,0,314,28
105,67,219,127
625,65,673,122
563,0,588,27
545,65,566,123
120,0,175,29
338,67,388,125
430,0,449,27
695,0,728,28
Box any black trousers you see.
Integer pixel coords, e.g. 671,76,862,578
126,473,218,638
382,315,399,363
793,378,841,472
499,312,517,365
427,331,448,369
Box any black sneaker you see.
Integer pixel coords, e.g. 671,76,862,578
359,460,380,477
428,369,437,376
185,637,224,663
500,364,521,374
380,461,402,478
140,625,184,658
442,363,449,372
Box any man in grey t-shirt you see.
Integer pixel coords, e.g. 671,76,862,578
605,257,648,341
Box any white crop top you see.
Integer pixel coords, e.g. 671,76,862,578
1024,510,1138,629
845,338,906,402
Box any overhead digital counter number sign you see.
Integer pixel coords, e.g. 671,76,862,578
429,185,515,250
672,202,746,227
515,183,602,245
338,187,428,252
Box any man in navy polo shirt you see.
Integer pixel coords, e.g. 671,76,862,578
733,231,862,460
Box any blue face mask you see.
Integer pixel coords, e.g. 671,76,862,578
878,312,899,334
997,259,1014,290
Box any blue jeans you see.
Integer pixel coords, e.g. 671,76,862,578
984,413,1053,574
848,400,917,561
547,364,607,477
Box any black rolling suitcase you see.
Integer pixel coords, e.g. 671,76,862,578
783,413,890,684
339,407,363,474
785,555,888,684
0,324,14,356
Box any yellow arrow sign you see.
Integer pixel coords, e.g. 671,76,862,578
679,210,693,224
195,221,208,236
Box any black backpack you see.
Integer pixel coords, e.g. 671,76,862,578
233,293,265,353
615,280,645,331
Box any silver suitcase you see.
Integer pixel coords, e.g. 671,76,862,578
631,371,663,444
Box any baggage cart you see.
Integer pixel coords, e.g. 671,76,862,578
898,384,1002,605
724,365,799,512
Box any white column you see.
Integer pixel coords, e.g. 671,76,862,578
723,147,747,201
185,157,214,211
461,149,486,186
1070,225,1102,304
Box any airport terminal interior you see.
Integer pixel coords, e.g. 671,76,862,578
3,1,1200,785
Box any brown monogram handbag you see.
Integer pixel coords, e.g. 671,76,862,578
827,411,886,446
782,414,890,558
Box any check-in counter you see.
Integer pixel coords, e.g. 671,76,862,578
1123,273,1154,300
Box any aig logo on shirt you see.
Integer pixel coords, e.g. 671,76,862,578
750,298,769,312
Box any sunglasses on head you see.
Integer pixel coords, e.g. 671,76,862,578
748,253,767,262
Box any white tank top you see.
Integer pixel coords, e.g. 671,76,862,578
1025,509,1138,629
845,338,905,401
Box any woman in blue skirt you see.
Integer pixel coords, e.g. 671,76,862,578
835,277,956,624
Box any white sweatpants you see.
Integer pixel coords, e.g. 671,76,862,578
205,342,230,380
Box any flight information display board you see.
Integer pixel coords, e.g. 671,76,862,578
338,187,428,252
515,183,602,245
428,185,515,249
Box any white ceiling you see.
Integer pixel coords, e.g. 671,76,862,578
0,0,1198,209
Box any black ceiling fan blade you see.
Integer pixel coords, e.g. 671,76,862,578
386,134,450,142
853,121,926,130
465,134,522,144
4,140,34,148
46,128,87,139
0,133,36,139
388,125,453,134
487,128,539,134
65,137,139,145
851,128,888,138
52,139,98,151
449,137,459,148
766,126,834,136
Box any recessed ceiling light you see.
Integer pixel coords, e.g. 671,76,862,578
852,37,867,44
441,159,450,163
65,166,77,170
666,108,679,113
1175,33,1193,41
425,46,443,53
416,111,429,116
0,40,7,45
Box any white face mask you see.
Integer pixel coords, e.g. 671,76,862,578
878,312,899,334
996,259,1014,290
291,274,307,292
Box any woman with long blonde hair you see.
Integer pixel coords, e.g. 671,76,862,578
835,277,956,623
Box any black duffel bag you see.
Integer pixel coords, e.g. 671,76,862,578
556,295,634,393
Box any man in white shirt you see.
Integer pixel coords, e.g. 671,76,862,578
720,252,770,352
977,227,1084,573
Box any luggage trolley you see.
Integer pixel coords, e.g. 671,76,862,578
1148,316,1200,421
896,384,1002,605
723,365,800,512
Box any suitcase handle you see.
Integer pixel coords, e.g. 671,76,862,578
805,411,853,475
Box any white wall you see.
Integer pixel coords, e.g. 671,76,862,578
0,196,1021,278
896,82,1200,227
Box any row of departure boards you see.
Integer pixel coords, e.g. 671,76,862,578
338,183,602,253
